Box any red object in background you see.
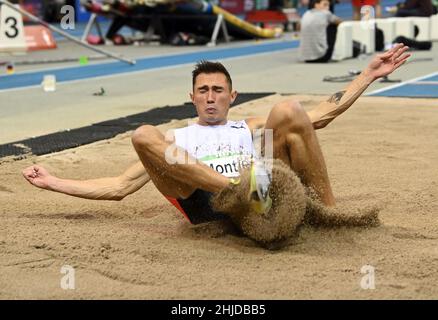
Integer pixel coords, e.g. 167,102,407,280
246,10,288,25
220,0,246,14
20,1,43,22
112,34,128,45
86,1,104,14
86,35,105,45
20,5,37,22
24,26,57,51
352,0,377,6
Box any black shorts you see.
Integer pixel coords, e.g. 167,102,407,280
166,189,229,224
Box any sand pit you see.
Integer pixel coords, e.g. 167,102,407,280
212,159,307,247
1,95,438,299
211,159,380,248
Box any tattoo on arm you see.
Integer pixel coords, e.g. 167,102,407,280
327,90,346,105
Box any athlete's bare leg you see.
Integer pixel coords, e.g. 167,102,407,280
131,125,229,199
264,100,336,206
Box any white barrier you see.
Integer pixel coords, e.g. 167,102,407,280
328,14,438,61
332,22,353,61
430,14,438,41
337,21,375,54
376,16,435,42
374,18,397,45
392,17,415,39
410,17,431,41
351,20,375,53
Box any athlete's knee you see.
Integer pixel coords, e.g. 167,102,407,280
131,125,162,149
271,100,311,132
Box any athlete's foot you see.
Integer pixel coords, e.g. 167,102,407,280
248,160,272,214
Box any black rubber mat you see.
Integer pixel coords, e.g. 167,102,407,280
0,92,274,160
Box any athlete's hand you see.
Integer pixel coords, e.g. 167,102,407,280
364,43,411,81
22,165,54,189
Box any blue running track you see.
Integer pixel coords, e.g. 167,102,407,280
369,72,438,98
0,40,298,91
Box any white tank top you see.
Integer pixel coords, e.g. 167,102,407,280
173,120,255,177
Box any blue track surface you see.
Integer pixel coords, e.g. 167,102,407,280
0,40,299,91
425,75,438,82
2,0,425,93
370,73,438,98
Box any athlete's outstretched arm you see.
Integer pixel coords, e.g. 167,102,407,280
307,43,411,129
22,161,150,201
245,44,411,132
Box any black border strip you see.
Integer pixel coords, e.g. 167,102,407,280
0,93,274,160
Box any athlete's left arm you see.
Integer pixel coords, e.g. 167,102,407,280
246,44,410,132
307,43,411,129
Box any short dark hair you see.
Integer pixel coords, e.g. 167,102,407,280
192,60,233,91
309,0,326,9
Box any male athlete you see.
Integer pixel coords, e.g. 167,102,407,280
23,44,410,224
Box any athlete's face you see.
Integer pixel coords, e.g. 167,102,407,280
314,0,330,10
191,72,237,126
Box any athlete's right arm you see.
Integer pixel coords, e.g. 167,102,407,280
22,161,150,201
